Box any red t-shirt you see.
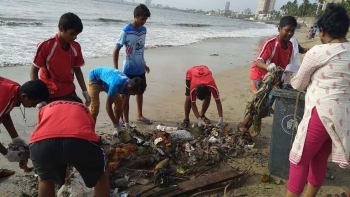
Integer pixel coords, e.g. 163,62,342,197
186,65,219,102
0,77,19,124
32,34,85,98
30,101,99,143
250,36,293,81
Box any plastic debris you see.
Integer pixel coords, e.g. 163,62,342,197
156,125,178,133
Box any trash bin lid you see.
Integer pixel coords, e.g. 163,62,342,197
272,89,305,100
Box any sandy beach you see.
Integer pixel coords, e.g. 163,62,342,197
1,25,350,196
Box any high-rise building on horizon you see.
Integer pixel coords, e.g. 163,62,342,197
255,0,276,18
225,2,230,11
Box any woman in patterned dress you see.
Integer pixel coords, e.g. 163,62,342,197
286,4,350,197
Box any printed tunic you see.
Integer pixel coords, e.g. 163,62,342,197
290,42,350,168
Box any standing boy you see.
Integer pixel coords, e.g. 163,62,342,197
88,66,146,136
113,4,152,125
0,77,49,177
30,12,90,106
237,16,297,137
181,65,223,128
29,96,109,197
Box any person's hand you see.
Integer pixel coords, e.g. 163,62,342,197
82,91,91,107
4,150,22,162
197,117,205,127
36,101,47,109
267,63,276,72
125,123,131,131
113,125,121,137
12,136,27,146
145,66,150,74
216,117,223,127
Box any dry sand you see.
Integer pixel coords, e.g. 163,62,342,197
0,25,350,196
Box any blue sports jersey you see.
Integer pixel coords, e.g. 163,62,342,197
89,66,130,98
116,24,147,76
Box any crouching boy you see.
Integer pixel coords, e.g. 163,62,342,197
29,95,110,197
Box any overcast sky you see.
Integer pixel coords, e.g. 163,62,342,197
132,0,311,12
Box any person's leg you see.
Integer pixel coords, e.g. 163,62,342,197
286,108,332,196
113,95,123,125
63,139,109,197
88,79,103,123
38,178,55,197
304,126,332,196
184,96,191,121
94,170,110,197
136,94,143,120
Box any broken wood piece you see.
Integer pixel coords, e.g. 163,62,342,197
145,170,245,197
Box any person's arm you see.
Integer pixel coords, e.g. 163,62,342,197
106,96,118,126
256,59,269,70
30,65,40,80
191,102,200,119
74,67,87,92
2,113,19,139
298,43,308,54
113,46,122,69
215,99,223,118
1,114,19,156
291,49,320,91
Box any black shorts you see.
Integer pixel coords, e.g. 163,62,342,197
125,73,146,84
185,80,191,96
48,91,77,103
30,138,106,188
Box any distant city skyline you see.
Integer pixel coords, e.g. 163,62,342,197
129,0,306,12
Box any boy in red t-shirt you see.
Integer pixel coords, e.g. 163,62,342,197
29,95,109,197
238,16,297,137
30,12,90,107
181,65,223,128
0,77,49,177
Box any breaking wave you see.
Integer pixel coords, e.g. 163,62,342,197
96,18,125,23
175,23,211,27
0,17,42,26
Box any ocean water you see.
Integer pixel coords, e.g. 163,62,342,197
0,0,277,67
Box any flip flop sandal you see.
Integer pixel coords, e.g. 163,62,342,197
201,116,211,124
0,168,14,178
119,120,125,127
137,117,153,125
181,119,190,128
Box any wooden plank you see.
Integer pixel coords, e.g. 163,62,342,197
146,170,243,197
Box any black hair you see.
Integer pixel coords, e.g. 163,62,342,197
19,80,49,102
128,77,146,94
195,84,209,101
60,94,83,103
58,12,83,33
317,3,349,39
134,4,151,17
279,16,297,28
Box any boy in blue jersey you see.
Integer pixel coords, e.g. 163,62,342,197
88,66,146,136
113,4,152,127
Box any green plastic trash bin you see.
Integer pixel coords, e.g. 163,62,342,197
268,89,305,179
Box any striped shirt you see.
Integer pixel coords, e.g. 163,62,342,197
33,34,85,98
250,36,293,81
0,77,19,124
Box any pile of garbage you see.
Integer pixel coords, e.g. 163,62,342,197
61,123,254,197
